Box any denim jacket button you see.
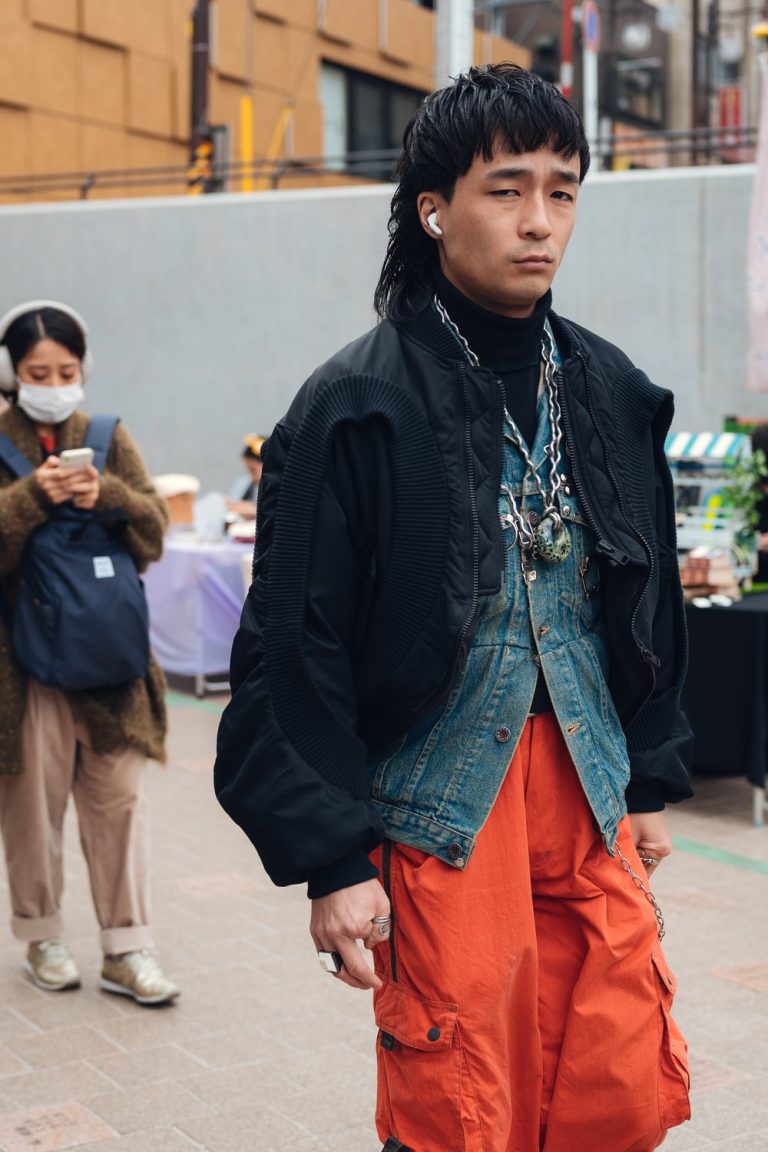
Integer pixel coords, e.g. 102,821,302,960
447,842,463,862
494,726,512,743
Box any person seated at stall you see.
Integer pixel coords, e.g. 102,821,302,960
225,435,264,522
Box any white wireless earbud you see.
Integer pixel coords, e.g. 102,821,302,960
426,211,443,237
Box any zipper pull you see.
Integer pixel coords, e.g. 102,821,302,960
596,538,630,566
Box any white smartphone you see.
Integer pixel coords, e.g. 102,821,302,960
59,447,94,470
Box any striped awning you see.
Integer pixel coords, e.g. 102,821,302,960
664,431,751,462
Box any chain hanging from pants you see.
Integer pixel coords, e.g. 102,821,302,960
613,840,666,940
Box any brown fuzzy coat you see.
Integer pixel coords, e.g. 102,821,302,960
0,405,168,774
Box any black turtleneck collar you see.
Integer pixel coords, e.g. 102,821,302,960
433,268,551,372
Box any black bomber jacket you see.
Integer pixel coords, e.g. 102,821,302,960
214,301,693,897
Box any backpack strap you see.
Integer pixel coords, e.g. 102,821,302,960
0,431,35,479
84,415,119,474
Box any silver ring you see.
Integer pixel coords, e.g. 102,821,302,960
372,915,391,936
640,855,657,867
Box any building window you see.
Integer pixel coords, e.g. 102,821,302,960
611,58,665,127
320,64,425,179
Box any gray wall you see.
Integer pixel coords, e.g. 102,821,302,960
0,165,761,491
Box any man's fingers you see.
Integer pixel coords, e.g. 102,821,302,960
636,842,667,875
312,938,381,990
335,939,380,989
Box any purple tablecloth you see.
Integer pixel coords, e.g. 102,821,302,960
144,535,253,679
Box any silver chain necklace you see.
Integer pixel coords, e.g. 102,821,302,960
434,296,572,579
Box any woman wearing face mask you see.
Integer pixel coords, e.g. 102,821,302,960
0,301,179,1006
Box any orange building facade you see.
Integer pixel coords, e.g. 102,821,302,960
0,0,529,202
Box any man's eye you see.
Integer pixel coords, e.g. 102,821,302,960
492,189,519,197
551,190,575,202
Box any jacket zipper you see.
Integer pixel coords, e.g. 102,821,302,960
496,377,509,581
452,362,480,670
560,351,659,670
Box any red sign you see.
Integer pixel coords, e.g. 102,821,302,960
719,85,743,137
719,85,747,162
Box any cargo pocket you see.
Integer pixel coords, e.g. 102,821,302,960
651,951,691,1128
374,979,478,1151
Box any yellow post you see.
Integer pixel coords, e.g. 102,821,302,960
240,96,254,193
254,105,293,191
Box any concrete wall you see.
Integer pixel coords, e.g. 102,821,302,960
0,164,762,492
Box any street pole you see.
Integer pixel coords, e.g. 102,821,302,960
189,0,212,193
691,0,701,162
705,0,719,161
560,0,574,99
190,0,210,146
241,0,255,192
435,0,475,88
581,1,602,171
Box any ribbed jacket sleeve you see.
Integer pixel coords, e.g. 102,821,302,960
615,370,694,809
214,401,386,897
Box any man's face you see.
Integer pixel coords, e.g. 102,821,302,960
419,144,581,319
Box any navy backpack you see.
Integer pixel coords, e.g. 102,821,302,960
0,415,150,692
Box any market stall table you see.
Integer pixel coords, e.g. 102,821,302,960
684,591,768,824
144,534,253,695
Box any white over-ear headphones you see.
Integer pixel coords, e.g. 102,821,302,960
0,299,93,390
426,211,443,237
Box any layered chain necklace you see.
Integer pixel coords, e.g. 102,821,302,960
434,297,572,582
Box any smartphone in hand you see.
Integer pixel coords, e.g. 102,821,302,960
58,447,94,470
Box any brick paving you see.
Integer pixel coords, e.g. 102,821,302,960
1,690,767,1152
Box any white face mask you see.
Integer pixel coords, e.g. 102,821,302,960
16,380,85,424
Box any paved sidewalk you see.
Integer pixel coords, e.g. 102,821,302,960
0,690,766,1152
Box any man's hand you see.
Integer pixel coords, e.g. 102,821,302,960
628,810,672,879
310,878,390,991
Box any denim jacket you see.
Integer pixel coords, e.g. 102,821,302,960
369,358,630,872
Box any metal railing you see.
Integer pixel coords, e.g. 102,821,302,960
0,129,759,203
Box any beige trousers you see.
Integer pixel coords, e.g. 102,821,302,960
0,679,154,955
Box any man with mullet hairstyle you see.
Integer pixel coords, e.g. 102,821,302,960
216,63,692,1152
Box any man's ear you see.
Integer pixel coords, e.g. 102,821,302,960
417,193,443,239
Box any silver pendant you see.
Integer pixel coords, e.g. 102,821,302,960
534,513,571,563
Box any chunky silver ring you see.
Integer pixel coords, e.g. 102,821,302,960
640,855,657,867
372,915,391,936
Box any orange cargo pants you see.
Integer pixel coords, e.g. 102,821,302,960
370,714,690,1152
